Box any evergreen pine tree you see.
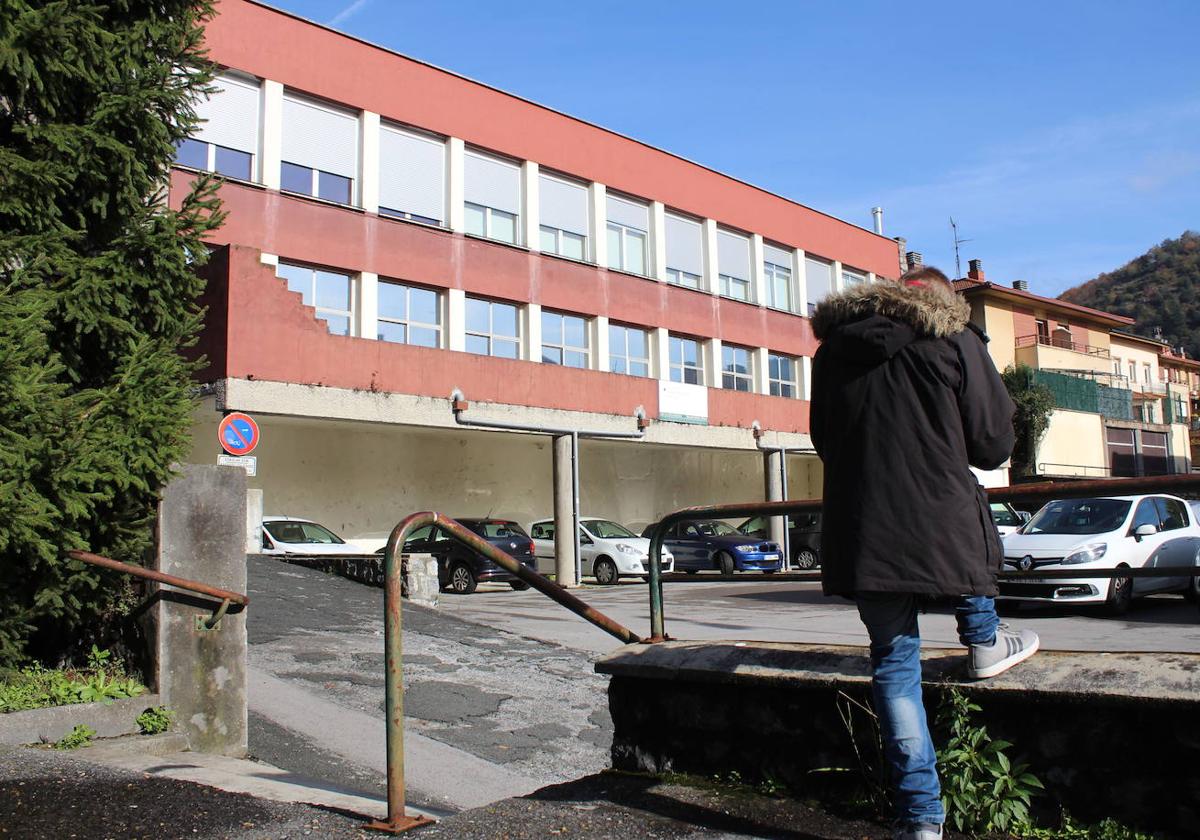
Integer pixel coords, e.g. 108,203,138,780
0,0,224,664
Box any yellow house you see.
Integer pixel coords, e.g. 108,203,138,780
1158,347,1200,466
954,261,1193,480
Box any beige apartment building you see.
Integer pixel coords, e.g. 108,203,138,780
954,261,1193,480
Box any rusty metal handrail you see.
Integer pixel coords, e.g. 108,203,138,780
645,473,1200,643
67,549,249,629
368,512,642,834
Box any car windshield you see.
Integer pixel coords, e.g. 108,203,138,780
265,520,344,544
990,503,1022,528
585,520,636,539
471,521,528,539
1022,499,1131,535
694,520,738,537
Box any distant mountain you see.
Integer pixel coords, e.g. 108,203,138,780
1059,231,1200,357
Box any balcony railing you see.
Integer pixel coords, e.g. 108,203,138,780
1015,333,1110,358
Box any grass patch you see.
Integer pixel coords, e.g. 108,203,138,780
0,646,145,713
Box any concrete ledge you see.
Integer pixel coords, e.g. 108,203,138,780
596,642,1200,834
0,694,162,746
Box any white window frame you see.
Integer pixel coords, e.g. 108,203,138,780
609,323,651,377
281,160,354,204
607,222,648,275
276,261,354,337
465,296,521,359
764,260,792,311
768,352,798,398
719,273,752,302
377,280,442,348
541,310,590,368
465,201,519,244
669,335,704,385
666,267,702,289
841,268,868,287
722,344,754,391
539,225,587,261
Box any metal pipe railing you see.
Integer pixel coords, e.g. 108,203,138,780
645,473,1200,643
368,511,641,834
67,549,248,630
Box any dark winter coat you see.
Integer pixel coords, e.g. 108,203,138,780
809,281,1016,598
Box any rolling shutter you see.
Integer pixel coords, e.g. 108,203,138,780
464,150,520,214
195,73,260,153
805,257,833,303
606,195,648,231
717,230,750,279
764,243,792,269
539,174,588,234
281,92,358,178
665,212,702,275
379,124,445,222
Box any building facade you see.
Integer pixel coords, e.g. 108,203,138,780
956,263,1193,480
174,0,901,568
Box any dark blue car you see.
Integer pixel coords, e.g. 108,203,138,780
641,519,783,576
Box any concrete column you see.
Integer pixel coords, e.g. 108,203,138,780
260,80,283,190
867,271,877,285
595,315,610,372
795,248,808,317
654,327,671,380
155,465,248,757
521,160,539,250
754,346,770,395
589,182,607,266
358,271,379,340
650,201,667,281
751,234,767,307
447,137,465,232
447,288,466,351
701,219,719,295
707,337,723,389
833,259,844,292
359,111,380,213
763,450,787,552
552,435,578,587
801,356,813,401
525,302,542,363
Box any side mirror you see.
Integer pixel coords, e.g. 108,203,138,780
1134,523,1158,539
1019,511,1032,523
580,533,593,545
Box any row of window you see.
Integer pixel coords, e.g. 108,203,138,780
180,73,872,314
274,261,803,398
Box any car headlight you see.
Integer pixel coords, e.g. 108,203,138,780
616,543,641,555
734,544,758,552
1061,543,1107,565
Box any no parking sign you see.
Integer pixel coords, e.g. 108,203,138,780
218,412,260,456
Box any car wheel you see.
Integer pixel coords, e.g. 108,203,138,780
509,581,530,591
1183,551,1200,602
448,562,477,595
1105,565,1133,616
794,548,819,570
717,552,736,579
594,557,619,586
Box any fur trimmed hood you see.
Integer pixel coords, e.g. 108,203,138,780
812,281,970,341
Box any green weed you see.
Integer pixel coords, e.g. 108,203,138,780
136,705,174,735
53,724,96,750
0,646,145,713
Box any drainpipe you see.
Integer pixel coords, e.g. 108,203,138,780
752,422,816,569
450,390,647,585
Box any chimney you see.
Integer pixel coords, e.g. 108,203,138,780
967,259,985,281
872,207,884,235
1012,280,1029,291
894,237,907,277
905,251,923,271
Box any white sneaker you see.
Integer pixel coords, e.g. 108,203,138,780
894,823,942,840
967,623,1039,679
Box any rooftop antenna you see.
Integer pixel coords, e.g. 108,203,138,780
950,216,972,279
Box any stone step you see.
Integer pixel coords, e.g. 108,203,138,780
80,731,190,759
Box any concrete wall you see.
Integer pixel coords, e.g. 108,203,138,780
189,414,822,539
1036,410,1106,477
977,299,1016,371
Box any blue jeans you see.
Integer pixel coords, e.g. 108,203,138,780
855,593,999,827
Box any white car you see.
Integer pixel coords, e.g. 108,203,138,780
261,516,368,556
999,494,1200,613
990,501,1028,537
528,517,675,585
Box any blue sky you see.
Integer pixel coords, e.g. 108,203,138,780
267,0,1199,297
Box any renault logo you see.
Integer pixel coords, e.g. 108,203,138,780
1018,555,1034,572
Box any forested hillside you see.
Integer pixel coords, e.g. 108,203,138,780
1059,231,1200,357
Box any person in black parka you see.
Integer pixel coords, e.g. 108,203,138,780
810,266,1039,840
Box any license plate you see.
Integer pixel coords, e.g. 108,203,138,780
764,554,779,561
1007,577,1041,584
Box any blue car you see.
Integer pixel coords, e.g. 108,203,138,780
641,519,783,576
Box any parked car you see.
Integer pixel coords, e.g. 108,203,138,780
998,494,1200,614
737,513,822,569
388,517,537,594
347,531,392,553
261,516,368,555
640,519,783,576
990,501,1029,537
528,517,675,585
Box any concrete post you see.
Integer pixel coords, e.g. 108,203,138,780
358,270,379,341
360,111,380,213
447,288,466,352
155,464,248,757
751,234,767,307
521,160,539,250
763,449,787,557
701,219,719,295
649,201,667,281
654,326,671,380
447,137,465,232
588,183,607,267
552,435,578,587
794,248,808,317
260,80,283,190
